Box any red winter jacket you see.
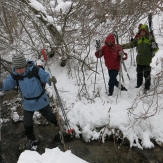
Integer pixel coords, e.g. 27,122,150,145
95,33,127,71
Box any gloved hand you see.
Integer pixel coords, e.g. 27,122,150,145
119,51,128,60
49,76,57,84
123,52,128,60
151,42,157,49
130,38,134,42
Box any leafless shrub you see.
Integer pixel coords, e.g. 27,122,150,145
0,0,162,99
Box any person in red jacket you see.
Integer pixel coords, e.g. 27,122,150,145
130,24,142,42
134,24,142,40
95,33,128,96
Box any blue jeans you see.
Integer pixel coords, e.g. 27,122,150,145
108,69,119,92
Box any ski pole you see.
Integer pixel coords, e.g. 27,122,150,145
148,13,153,34
94,40,108,94
129,30,136,66
99,56,107,94
41,50,75,151
122,60,131,80
43,59,69,152
93,57,99,94
114,31,125,102
41,49,75,134
53,84,73,132
93,40,101,94
0,55,1,143
116,51,124,104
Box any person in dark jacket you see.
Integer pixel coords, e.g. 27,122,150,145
122,24,159,94
95,33,128,96
0,55,58,149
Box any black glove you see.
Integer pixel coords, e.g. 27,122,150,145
49,76,57,84
130,38,134,42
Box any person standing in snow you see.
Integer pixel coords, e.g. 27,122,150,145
122,24,159,94
0,55,59,149
95,33,128,96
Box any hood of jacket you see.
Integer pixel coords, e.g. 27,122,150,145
139,24,149,35
104,33,115,44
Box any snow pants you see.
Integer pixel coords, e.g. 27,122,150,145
23,104,57,140
136,64,151,89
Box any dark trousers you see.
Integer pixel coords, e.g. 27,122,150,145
108,69,119,93
136,64,151,89
24,104,57,140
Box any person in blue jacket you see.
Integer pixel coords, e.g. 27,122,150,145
0,55,58,149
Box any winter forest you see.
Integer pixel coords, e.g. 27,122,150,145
1,0,163,163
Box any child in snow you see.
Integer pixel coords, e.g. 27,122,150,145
95,33,128,96
122,24,159,94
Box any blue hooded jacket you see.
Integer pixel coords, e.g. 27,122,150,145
1,61,51,111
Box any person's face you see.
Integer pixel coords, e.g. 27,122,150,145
140,30,146,36
15,67,26,75
107,42,112,46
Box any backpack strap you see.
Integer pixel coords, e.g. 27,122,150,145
30,65,46,89
28,65,40,80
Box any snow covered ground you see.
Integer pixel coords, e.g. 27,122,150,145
17,147,88,163
17,49,163,163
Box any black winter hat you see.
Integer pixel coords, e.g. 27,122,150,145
12,55,27,69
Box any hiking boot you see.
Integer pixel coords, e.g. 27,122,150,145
26,139,39,150
121,86,127,91
108,92,113,96
135,85,141,88
108,91,113,96
108,89,113,96
143,88,149,94
143,89,147,94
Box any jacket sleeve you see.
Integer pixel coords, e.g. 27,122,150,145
38,68,50,85
95,46,105,58
1,74,17,91
122,39,137,49
95,50,103,58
